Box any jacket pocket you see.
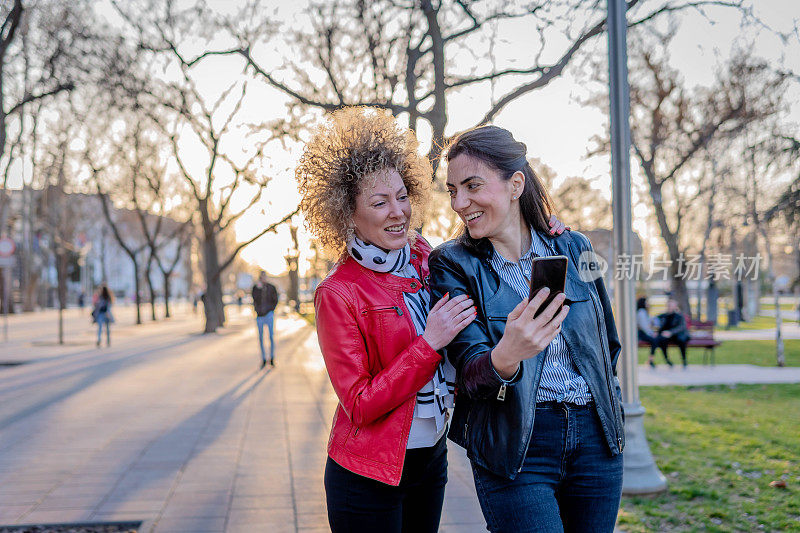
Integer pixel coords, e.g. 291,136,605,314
344,416,399,465
360,305,405,370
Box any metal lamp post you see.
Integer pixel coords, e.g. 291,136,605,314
607,0,667,494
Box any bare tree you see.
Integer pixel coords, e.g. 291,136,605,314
37,123,82,343
2,0,137,314
125,120,194,320
767,135,800,297
548,176,613,231
730,131,800,366
613,30,789,314
189,0,747,175
84,135,149,326
107,0,298,333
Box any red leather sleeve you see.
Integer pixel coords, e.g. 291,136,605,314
314,284,442,427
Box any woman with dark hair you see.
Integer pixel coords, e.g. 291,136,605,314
637,296,664,368
429,125,624,533
299,109,565,532
92,284,114,347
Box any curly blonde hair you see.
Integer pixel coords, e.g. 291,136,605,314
295,107,431,253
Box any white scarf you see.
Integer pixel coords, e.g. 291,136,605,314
347,234,455,431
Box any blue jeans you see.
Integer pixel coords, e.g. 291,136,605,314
96,315,110,346
471,402,623,533
256,312,274,362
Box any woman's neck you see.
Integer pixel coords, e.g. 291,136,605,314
487,211,530,263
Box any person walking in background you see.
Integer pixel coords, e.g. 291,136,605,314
252,271,278,368
657,298,690,368
92,285,114,348
637,297,666,368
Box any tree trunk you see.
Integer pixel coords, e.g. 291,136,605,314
198,197,225,333
773,287,785,367
201,231,224,332
132,258,142,325
21,185,36,312
203,270,224,333
163,271,171,319
145,252,156,321
56,249,68,345
647,179,691,314
758,230,785,367
421,0,447,178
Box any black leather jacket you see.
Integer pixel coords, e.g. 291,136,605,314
657,311,690,343
428,230,624,480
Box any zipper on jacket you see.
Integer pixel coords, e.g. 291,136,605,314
362,306,403,316
496,382,507,401
589,290,622,449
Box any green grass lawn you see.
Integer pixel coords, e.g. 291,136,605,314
637,340,800,367
619,384,800,532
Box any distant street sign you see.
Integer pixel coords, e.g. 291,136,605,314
0,237,15,257
0,257,13,267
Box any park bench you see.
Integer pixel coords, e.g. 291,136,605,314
638,314,722,366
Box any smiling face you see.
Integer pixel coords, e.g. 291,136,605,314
446,153,525,242
350,168,412,250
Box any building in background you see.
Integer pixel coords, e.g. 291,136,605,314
2,189,193,311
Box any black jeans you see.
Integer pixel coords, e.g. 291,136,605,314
471,403,623,533
658,335,687,365
637,330,659,355
324,435,448,533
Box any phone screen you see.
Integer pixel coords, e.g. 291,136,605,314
529,256,568,318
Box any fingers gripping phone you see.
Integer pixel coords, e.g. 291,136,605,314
529,256,568,318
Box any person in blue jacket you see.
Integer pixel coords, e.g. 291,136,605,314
92,285,114,347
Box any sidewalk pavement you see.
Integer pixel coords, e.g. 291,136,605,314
0,309,484,532
638,363,800,386
1,306,797,532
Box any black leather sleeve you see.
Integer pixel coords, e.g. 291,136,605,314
428,246,519,400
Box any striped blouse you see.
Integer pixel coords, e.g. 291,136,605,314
489,228,592,405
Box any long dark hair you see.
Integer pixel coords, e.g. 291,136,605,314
636,297,647,311
101,285,113,303
445,125,556,243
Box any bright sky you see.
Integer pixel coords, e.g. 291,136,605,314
8,0,800,276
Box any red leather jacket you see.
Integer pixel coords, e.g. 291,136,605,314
314,235,441,486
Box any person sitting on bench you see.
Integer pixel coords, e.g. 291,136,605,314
657,299,691,368
637,297,662,369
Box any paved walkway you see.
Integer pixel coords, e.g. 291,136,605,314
0,307,484,532
0,305,797,532
638,363,800,386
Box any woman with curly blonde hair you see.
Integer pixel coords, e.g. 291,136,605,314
296,107,476,532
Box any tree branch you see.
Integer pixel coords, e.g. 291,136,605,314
215,207,299,280
7,82,75,115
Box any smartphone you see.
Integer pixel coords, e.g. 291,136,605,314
529,256,568,318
